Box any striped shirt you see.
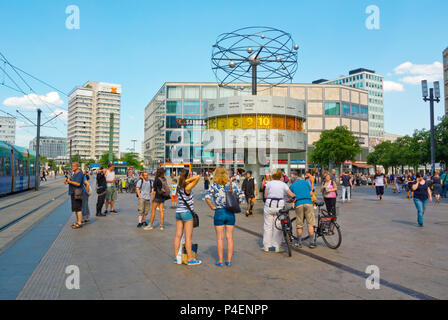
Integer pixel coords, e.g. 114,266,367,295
176,188,194,213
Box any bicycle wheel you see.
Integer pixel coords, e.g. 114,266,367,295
321,221,342,249
282,228,292,257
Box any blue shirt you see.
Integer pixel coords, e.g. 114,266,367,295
289,180,312,206
68,171,84,195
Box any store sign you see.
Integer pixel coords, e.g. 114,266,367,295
176,118,206,126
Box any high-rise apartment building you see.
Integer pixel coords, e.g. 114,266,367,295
0,116,16,144
316,68,384,147
67,81,121,159
29,136,66,159
443,47,448,116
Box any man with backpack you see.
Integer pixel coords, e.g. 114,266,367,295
96,167,107,217
136,171,153,228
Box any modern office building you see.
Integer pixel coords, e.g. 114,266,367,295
443,47,448,116
144,82,369,172
0,116,16,144
383,132,403,143
67,81,121,159
316,68,384,147
29,136,66,159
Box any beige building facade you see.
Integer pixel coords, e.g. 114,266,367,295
67,81,121,159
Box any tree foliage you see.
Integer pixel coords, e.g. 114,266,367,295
310,126,362,169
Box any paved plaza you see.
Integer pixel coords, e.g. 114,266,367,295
1,181,447,300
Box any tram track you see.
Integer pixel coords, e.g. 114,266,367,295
0,191,68,233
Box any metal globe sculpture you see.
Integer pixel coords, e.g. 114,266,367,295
211,26,299,94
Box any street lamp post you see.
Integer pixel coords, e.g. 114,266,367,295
421,80,441,174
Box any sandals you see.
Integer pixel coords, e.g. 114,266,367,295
71,223,83,229
215,261,224,267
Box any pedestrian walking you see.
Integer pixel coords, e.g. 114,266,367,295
373,169,388,200
96,167,107,217
406,171,416,199
412,173,432,228
105,164,118,214
173,169,201,265
441,170,448,198
340,170,353,203
64,162,85,229
81,170,91,224
289,173,315,248
260,174,271,203
145,168,170,231
205,167,242,267
171,178,178,208
431,171,442,204
321,173,337,216
241,170,257,216
261,169,296,252
136,171,153,228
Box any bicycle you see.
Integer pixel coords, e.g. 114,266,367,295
276,201,342,257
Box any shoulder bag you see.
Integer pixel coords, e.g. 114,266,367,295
225,182,241,213
177,188,199,228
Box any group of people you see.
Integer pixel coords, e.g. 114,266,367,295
65,162,447,266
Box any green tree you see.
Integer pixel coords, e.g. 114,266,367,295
310,126,362,172
367,140,397,173
99,152,119,168
120,152,143,170
434,116,448,167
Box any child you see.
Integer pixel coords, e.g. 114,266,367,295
171,178,178,209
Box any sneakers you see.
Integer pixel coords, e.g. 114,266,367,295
137,223,143,228
143,225,153,231
215,261,224,267
294,240,302,248
110,210,118,215
260,247,270,252
159,225,164,231
309,240,317,249
187,259,202,266
142,221,148,226
274,247,285,253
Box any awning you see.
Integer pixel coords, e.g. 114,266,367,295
352,162,374,169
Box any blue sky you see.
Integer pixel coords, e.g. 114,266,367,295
0,0,447,152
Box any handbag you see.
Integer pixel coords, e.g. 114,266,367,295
177,188,199,228
225,182,241,213
73,187,84,200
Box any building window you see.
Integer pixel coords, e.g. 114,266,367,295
360,106,368,120
167,86,182,99
219,87,234,98
351,104,359,116
166,130,182,144
166,116,181,129
202,87,217,99
183,101,200,114
324,102,340,116
342,103,350,116
166,101,182,114
184,86,200,99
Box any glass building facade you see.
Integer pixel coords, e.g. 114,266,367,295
322,68,384,147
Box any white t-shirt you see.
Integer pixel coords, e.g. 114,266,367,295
106,170,116,187
265,180,289,207
374,174,385,187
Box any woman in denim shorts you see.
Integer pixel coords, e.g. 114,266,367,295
173,169,201,266
205,167,242,267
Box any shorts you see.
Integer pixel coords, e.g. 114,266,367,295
214,208,235,226
176,210,193,222
71,195,83,212
376,186,384,195
171,195,178,202
138,198,151,216
106,186,117,201
406,184,413,192
295,204,315,228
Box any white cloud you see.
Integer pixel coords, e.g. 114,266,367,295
383,81,404,92
393,61,443,85
2,92,64,110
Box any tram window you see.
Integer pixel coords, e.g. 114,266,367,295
5,157,11,176
0,157,3,176
19,160,24,176
14,159,19,176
